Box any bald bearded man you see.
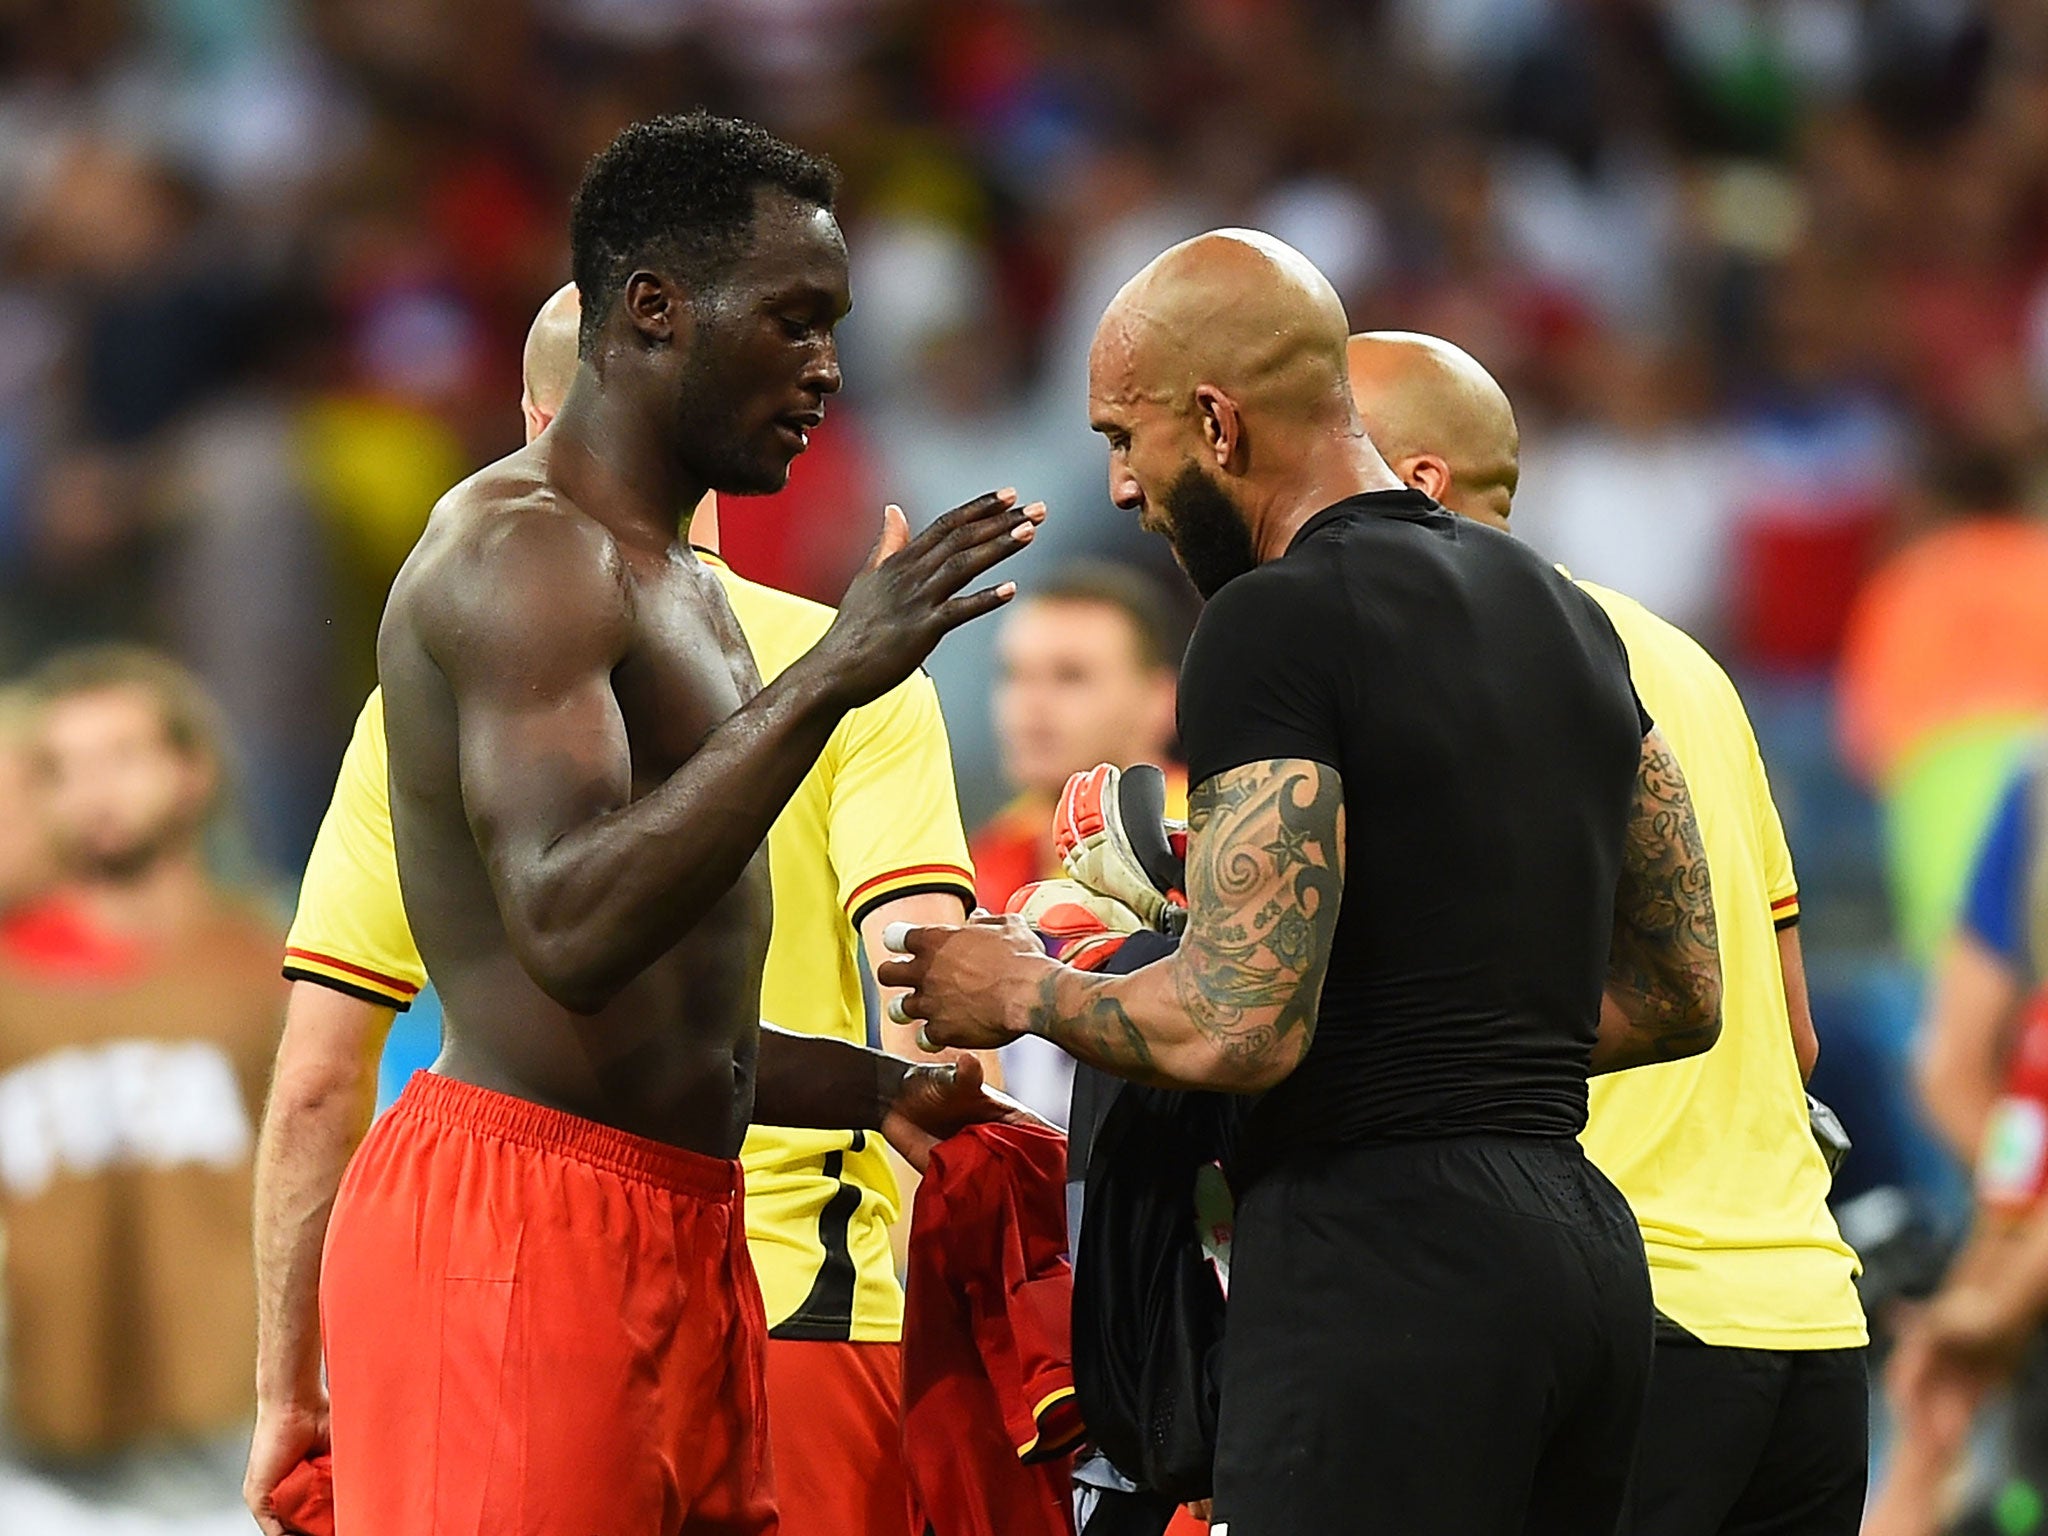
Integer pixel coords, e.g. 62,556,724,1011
247,281,990,1536
887,232,1725,1535
1348,332,1869,1536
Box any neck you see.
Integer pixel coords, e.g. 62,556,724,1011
64,851,210,939
1247,424,1405,564
544,361,709,551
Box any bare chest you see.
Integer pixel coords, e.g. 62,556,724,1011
609,557,762,788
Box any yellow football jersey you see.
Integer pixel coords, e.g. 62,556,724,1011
1577,580,1865,1349
284,552,975,1343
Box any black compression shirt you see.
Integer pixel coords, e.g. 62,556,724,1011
1176,489,1649,1163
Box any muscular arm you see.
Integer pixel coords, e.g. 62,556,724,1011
1015,759,1345,1093
1779,924,1819,1081
1593,728,1723,1074
1915,931,2024,1162
420,495,1031,1014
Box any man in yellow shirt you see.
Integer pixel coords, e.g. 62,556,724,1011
245,284,979,1536
1347,332,1868,1535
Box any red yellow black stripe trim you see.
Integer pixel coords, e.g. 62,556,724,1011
283,947,422,1006
1770,892,1801,932
844,864,976,923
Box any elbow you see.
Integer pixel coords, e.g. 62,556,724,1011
1198,1036,1308,1095
1685,963,1725,1057
514,923,625,1016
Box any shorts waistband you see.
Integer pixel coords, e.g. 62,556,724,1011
393,1071,741,1199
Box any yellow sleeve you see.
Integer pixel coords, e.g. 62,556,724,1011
282,692,427,1008
828,670,977,927
1749,726,1800,927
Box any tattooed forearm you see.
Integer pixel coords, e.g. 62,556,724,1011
1174,760,1345,1082
1596,729,1723,1074
1025,966,1161,1080
1022,759,1346,1091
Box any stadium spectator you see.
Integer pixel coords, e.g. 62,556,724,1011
0,648,283,1522
1871,749,2048,1536
1836,443,2048,965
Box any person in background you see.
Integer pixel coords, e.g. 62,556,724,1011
1870,751,2048,1536
0,647,284,1524
1835,443,2048,968
0,690,55,925
974,562,1184,1123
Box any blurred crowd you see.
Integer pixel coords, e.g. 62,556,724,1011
9,0,2048,1528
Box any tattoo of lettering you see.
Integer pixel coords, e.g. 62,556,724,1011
1604,732,1722,1067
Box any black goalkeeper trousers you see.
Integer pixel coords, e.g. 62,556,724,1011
1210,1135,1654,1536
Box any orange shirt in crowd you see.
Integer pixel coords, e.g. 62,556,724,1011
1837,515,2048,786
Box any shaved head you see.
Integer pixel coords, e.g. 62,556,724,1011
1346,331,1519,529
1095,228,1356,426
521,283,582,436
1088,229,1392,595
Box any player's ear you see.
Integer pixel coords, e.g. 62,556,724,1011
1193,385,1242,471
1402,454,1453,504
622,270,681,346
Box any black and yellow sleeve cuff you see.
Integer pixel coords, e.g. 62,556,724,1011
1770,893,1800,931
283,947,422,1011
845,863,977,930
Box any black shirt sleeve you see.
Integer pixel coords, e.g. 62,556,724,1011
1177,566,1345,789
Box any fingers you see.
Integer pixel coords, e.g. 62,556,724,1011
932,582,1020,632
899,496,1041,579
876,956,920,990
864,503,911,571
921,487,1018,543
951,1051,985,1094
923,520,1039,601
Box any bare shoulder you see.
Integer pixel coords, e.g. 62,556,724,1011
392,452,633,660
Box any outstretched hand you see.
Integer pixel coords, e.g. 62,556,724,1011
881,1051,1049,1172
819,490,1045,708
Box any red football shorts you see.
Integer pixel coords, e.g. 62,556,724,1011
762,1338,907,1536
321,1072,776,1535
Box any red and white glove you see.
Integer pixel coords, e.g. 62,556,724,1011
1054,763,1187,935
1006,879,1145,972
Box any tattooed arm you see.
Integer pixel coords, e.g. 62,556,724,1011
883,758,1345,1092
1594,728,1723,1074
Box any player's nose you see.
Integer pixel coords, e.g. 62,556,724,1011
1109,464,1143,513
802,337,842,397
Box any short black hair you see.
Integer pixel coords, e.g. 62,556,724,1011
569,112,840,355
1026,561,1189,672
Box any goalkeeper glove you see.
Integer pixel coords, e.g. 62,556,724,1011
1054,762,1187,936
1006,878,1146,972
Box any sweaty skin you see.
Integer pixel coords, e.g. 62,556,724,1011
378,188,1039,1156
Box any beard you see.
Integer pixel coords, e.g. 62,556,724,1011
671,350,795,497
1157,462,1260,598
